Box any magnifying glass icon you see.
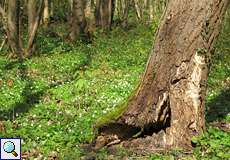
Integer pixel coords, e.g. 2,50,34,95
3,141,18,157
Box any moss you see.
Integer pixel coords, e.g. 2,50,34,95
94,82,141,129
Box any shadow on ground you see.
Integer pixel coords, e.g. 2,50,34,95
0,61,45,121
206,89,230,122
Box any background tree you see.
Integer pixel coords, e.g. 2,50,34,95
0,0,43,58
69,0,87,41
43,0,50,27
95,0,115,30
117,0,130,27
6,0,22,58
27,0,44,57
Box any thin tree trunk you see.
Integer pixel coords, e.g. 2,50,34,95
148,0,154,22
120,0,130,27
89,0,96,32
133,0,142,20
69,0,87,41
95,0,114,30
27,0,44,57
95,0,229,150
50,0,54,17
43,0,49,27
7,0,22,58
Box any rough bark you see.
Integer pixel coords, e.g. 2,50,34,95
96,0,229,151
69,0,87,41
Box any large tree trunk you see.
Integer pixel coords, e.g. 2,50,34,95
7,0,23,58
69,0,87,41
95,0,229,151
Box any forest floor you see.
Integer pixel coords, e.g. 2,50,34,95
0,20,229,159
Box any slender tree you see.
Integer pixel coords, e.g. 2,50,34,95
43,0,49,27
27,0,44,57
133,0,142,20
95,0,115,30
7,0,22,58
120,0,130,27
69,0,87,41
95,0,229,150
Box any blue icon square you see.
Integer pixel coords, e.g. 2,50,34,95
0,138,21,160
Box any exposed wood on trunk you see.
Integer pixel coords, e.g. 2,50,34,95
95,0,229,150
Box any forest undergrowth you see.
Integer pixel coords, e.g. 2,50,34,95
0,18,229,159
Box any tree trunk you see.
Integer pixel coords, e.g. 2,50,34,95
69,0,87,41
95,0,115,30
86,0,96,34
7,0,23,58
133,0,142,20
95,0,229,151
148,0,154,22
43,0,49,27
120,0,130,28
27,0,44,57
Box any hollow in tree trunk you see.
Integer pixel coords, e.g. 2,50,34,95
95,0,229,151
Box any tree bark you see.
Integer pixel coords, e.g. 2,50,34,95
148,0,154,22
27,0,44,57
6,0,23,58
133,0,142,20
69,0,87,41
96,0,229,151
120,0,130,28
95,0,115,30
43,0,49,27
